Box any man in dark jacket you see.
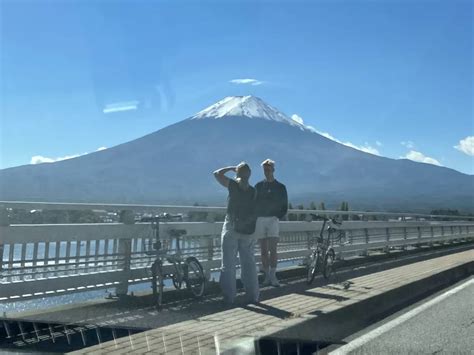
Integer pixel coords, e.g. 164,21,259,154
255,159,288,286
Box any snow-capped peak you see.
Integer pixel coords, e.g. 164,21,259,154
190,95,308,130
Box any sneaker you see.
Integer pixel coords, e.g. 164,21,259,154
270,278,280,287
269,273,280,287
262,276,272,286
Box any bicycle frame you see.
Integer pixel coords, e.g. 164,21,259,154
141,214,206,307
146,215,185,272
306,214,343,284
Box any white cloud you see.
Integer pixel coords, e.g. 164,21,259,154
30,156,55,164
376,141,382,147
342,142,380,156
292,113,381,156
312,130,379,155
401,141,415,149
31,154,82,164
30,147,107,165
315,130,339,142
103,100,139,114
291,114,304,125
403,150,442,166
229,78,263,86
454,136,474,156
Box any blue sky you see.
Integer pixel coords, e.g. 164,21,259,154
1,0,473,174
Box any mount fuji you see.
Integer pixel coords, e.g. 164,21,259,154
1,96,473,212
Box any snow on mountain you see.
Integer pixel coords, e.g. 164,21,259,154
190,95,308,130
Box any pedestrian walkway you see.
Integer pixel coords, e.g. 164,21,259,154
70,249,473,354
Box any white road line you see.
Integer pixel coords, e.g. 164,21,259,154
329,277,474,355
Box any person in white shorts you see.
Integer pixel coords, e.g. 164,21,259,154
255,159,288,287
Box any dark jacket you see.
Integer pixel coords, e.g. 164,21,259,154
255,180,288,219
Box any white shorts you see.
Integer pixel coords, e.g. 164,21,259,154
256,216,280,239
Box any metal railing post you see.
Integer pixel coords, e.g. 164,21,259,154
306,231,312,250
207,236,214,261
384,227,390,253
0,208,9,273
362,228,369,256
402,227,408,251
115,210,134,296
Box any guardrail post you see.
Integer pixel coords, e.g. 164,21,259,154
207,236,214,261
206,213,215,223
0,242,3,273
0,208,8,273
115,237,132,296
362,228,369,256
204,213,216,281
417,226,422,247
204,235,215,281
383,227,390,253
402,227,408,251
115,210,134,296
0,208,9,227
306,231,312,250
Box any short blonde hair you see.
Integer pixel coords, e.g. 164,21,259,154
261,158,275,167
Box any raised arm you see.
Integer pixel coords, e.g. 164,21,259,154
213,166,236,188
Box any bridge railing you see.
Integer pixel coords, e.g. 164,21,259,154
1,201,473,303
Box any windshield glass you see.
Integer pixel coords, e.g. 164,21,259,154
1,0,473,354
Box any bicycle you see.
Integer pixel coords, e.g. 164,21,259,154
306,213,346,285
142,213,206,308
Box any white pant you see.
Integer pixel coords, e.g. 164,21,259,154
256,216,280,239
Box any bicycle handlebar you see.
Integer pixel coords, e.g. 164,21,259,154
309,213,342,225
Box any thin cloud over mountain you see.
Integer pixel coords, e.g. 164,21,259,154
291,113,380,156
403,150,442,166
31,147,107,164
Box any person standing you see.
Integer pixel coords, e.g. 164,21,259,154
255,159,288,287
213,162,259,304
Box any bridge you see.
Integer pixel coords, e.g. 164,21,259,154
0,201,473,353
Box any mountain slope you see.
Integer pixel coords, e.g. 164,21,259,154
1,96,472,211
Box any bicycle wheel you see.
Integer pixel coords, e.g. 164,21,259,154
185,257,205,298
323,248,336,280
171,264,183,290
306,251,319,285
150,260,164,308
